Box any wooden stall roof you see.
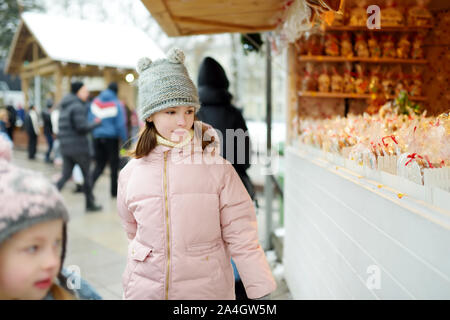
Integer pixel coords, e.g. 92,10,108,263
141,0,286,36
5,12,165,75
142,0,450,37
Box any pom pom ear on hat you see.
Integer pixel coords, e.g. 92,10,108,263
167,47,185,64
137,57,152,74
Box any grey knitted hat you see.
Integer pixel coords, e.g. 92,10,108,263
136,47,200,121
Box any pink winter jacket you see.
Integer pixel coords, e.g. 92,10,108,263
117,136,276,300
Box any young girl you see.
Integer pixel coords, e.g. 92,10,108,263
0,135,99,300
117,48,276,300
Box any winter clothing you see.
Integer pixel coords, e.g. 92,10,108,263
71,81,84,95
58,93,100,157
117,125,276,300
0,137,101,300
108,82,118,94
88,87,127,197
0,163,69,246
196,57,255,297
42,109,54,162
56,153,98,209
91,137,120,197
136,48,200,121
0,134,69,253
56,93,101,210
196,57,252,184
88,88,127,142
23,108,39,159
6,105,16,141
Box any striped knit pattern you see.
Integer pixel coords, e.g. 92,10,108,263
137,48,200,121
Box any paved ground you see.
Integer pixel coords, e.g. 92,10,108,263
11,147,291,300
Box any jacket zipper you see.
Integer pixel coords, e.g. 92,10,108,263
163,151,170,300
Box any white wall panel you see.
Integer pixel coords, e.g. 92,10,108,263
284,147,450,299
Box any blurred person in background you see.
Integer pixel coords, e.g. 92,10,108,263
23,105,40,160
5,104,17,142
196,57,255,300
56,81,102,212
88,82,127,198
42,99,54,163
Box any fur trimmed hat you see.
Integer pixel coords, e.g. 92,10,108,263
136,47,200,121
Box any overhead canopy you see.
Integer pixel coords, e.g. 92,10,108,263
5,11,165,75
142,0,450,37
141,0,285,36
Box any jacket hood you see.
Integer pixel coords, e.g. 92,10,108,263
197,57,232,106
60,93,81,109
97,89,118,102
197,57,229,89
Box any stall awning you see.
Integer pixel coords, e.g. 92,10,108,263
142,0,450,37
141,0,285,36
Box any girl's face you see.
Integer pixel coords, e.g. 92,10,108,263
148,106,195,143
0,219,63,300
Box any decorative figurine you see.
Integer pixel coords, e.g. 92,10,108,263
343,62,355,93
340,32,353,57
325,33,340,56
331,66,344,93
382,34,397,58
318,65,331,92
409,66,423,96
301,62,318,92
408,0,433,26
354,64,369,94
411,32,425,59
355,33,370,58
349,0,367,26
368,34,381,58
381,0,405,27
396,34,411,59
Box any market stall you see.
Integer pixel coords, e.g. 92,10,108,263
142,0,450,299
283,0,450,299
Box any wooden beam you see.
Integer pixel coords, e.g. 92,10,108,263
172,15,275,33
32,42,38,62
21,76,29,109
166,0,284,17
21,63,59,78
54,65,63,103
4,20,24,74
21,57,53,71
141,0,181,36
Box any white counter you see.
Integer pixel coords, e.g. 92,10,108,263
284,146,450,299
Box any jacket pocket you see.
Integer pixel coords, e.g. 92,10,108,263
187,240,221,256
130,241,153,262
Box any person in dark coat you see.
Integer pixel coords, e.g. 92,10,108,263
196,57,255,199
196,57,255,301
56,81,102,212
5,105,16,141
23,105,39,160
42,100,54,163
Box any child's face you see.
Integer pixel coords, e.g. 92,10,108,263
0,219,64,300
148,106,195,143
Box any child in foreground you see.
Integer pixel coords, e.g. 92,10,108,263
0,135,99,300
117,48,276,300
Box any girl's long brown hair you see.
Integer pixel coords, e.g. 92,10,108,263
129,116,215,159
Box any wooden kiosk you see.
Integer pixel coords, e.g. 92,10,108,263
142,0,450,299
